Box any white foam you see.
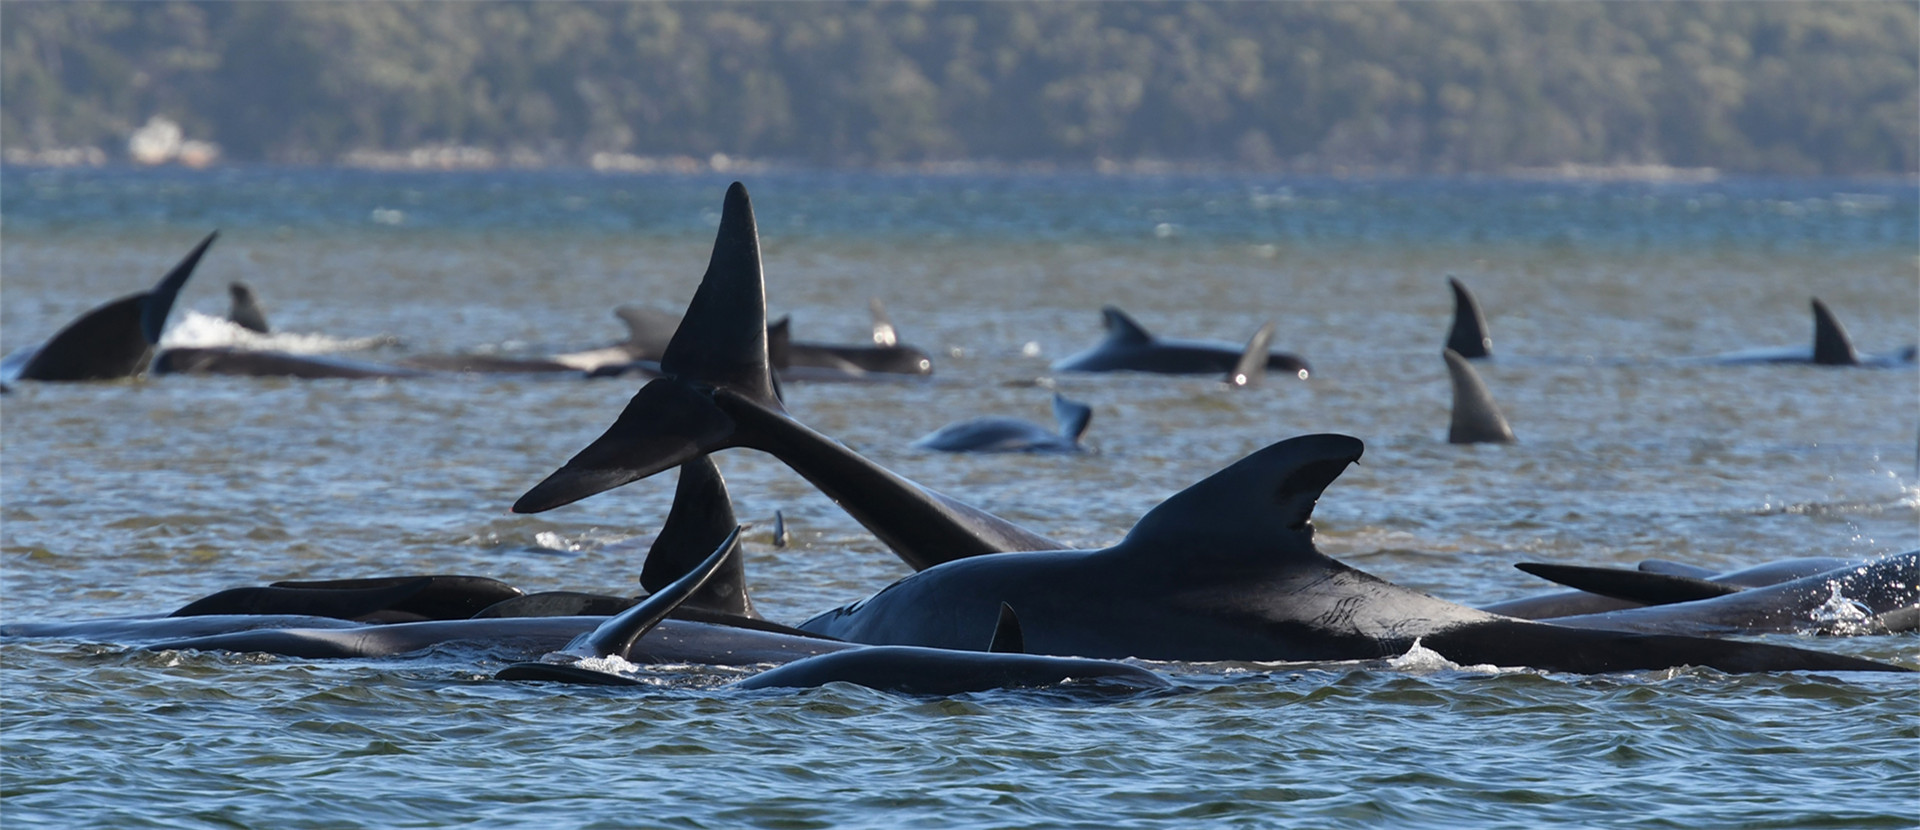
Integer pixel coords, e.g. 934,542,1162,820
160,310,397,354
1386,638,1514,675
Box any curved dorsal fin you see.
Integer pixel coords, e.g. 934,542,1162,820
1515,562,1744,605
1120,434,1363,557
1100,306,1154,345
1444,348,1516,444
613,305,681,357
766,315,793,370
1809,298,1859,366
579,526,742,658
1228,321,1275,387
869,297,898,347
1050,393,1094,445
988,602,1025,653
659,182,781,406
1445,276,1492,359
227,281,270,334
640,456,754,618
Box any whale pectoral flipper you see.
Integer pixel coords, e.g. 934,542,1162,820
1515,562,1744,606
577,526,743,659
1228,322,1276,387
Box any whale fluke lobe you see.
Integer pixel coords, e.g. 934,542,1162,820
662,182,781,407
1445,276,1492,359
641,456,756,618
1809,298,1860,366
578,527,743,659
227,282,271,334
20,230,217,381
1444,348,1516,444
1050,394,1093,446
513,376,738,513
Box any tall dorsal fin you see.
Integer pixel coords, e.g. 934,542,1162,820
988,602,1025,654
227,281,271,334
1050,393,1094,445
1444,348,1516,444
1120,434,1363,556
1100,306,1154,345
1809,298,1859,366
1515,562,1744,605
1228,322,1276,387
659,182,781,405
1445,276,1492,359
640,456,755,618
870,297,898,347
578,526,741,658
613,305,681,356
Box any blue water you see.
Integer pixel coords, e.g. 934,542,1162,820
2,167,1916,828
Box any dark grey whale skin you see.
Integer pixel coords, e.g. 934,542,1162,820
12,232,217,382
1051,306,1310,377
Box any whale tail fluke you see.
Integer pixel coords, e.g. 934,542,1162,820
1809,298,1860,366
1228,322,1276,387
21,230,217,381
514,184,779,514
640,456,756,618
1444,348,1516,444
227,281,271,334
1445,276,1492,359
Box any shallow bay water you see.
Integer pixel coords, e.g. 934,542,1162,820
3,169,1917,827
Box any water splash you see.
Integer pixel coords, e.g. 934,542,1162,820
160,310,398,353
1809,582,1880,636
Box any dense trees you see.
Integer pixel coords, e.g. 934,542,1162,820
3,1,1913,175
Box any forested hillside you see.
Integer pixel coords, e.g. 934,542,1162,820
3,1,1914,175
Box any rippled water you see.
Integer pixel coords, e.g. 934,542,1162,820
4,168,1917,827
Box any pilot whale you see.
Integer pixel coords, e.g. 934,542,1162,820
1527,552,1919,637
1706,298,1917,367
4,232,217,382
510,183,1904,675
1443,348,1515,444
913,393,1093,454
1481,556,1866,620
1052,306,1310,378
1445,276,1493,359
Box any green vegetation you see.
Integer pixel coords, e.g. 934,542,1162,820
3,1,1914,175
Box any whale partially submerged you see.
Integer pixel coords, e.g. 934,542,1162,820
1706,298,1916,367
913,393,1093,454
3,232,217,382
513,181,1903,676
1052,307,1309,379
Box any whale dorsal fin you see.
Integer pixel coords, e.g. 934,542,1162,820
1050,394,1094,445
579,526,742,658
613,305,681,357
1445,276,1492,359
1119,434,1363,557
22,230,217,381
659,182,781,406
988,602,1025,654
870,297,898,347
640,456,755,618
1100,307,1155,346
1809,298,1859,366
1229,322,1276,387
227,281,271,334
1444,348,1516,444
1515,562,1744,605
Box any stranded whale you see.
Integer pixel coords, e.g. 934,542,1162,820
1052,306,1309,379
913,393,1093,454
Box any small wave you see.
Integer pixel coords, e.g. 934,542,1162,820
1387,639,1517,675
160,310,399,354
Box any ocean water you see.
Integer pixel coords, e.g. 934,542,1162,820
2,167,1917,828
